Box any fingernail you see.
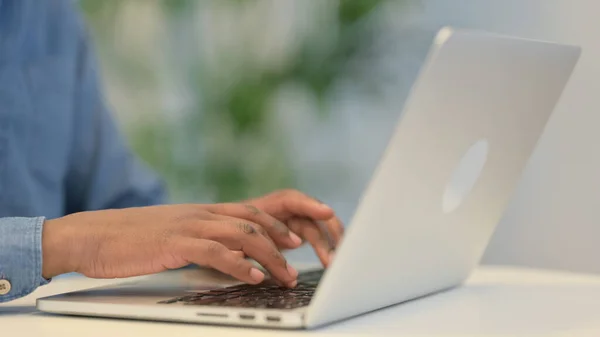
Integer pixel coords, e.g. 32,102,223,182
287,280,298,288
287,263,299,279
249,268,265,283
289,232,302,246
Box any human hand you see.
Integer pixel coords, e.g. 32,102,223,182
41,190,343,287
245,189,344,267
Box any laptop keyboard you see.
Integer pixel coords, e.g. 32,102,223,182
158,269,324,309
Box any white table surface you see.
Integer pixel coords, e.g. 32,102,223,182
2,265,600,336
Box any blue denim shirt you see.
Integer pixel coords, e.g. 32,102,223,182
0,0,167,302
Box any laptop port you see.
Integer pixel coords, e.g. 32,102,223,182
196,312,228,318
265,315,281,323
239,314,255,320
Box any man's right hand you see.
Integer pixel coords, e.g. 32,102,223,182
41,197,341,288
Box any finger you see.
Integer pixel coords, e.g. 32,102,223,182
207,203,302,249
230,250,246,259
322,217,344,248
207,213,283,252
254,190,335,221
314,220,336,249
197,220,299,287
176,238,264,285
288,218,333,267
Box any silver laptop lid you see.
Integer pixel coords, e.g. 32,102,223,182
306,27,580,327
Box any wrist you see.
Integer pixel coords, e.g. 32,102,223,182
41,217,79,279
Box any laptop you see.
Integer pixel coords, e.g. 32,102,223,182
36,27,580,329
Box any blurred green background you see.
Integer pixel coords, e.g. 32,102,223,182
79,0,423,222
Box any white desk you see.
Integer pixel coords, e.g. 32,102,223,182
2,266,600,336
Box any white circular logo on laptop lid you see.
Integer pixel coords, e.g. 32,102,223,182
442,139,489,213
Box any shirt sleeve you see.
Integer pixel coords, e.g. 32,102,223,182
63,2,168,213
0,217,50,303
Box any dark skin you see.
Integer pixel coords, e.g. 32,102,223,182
42,189,343,287
245,190,343,266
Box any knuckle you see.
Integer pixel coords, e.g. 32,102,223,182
172,209,209,225
189,207,210,218
274,221,290,235
270,249,285,264
205,241,223,257
255,225,268,236
237,222,257,235
244,204,261,215
287,220,302,233
212,203,229,214
221,202,236,209
213,203,234,214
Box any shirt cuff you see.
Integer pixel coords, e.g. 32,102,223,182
0,216,50,302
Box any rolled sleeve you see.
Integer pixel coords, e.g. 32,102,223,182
0,217,50,302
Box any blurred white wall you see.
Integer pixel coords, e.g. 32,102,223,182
416,0,600,273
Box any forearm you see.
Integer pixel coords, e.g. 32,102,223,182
0,217,50,302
